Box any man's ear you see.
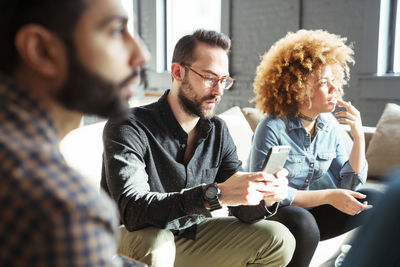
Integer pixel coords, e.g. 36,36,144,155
14,24,66,78
171,63,185,82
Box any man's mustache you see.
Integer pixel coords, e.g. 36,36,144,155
119,68,148,89
202,95,221,103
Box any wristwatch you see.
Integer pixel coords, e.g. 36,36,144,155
203,183,222,211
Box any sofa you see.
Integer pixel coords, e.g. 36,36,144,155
59,102,400,267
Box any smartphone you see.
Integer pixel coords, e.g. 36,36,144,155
261,145,291,174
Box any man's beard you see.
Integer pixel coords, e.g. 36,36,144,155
55,43,141,119
178,77,220,120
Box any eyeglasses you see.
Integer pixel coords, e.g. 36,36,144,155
182,64,235,90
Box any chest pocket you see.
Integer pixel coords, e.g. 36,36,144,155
285,154,306,182
201,167,219,184
316,151,336,177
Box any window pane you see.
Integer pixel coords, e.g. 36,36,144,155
121,0,134,36
394,0,400,73
166,0,221,69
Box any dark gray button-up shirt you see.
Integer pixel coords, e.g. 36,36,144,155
101,90,277,238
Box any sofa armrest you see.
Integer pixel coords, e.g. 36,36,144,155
363,126,376,152
59,121,106,188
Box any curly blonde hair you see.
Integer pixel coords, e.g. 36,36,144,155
252,29,354,116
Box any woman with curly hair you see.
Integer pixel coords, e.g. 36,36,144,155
248,29,381,267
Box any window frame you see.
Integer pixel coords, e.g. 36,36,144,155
357,0,400,100
387,0,399,73
133,0,231,93
377,0,400,75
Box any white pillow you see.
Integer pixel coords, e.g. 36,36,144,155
218,106,254,166
59,121,106,188
366,103,400,177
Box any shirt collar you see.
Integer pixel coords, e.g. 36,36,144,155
287,114,330,132
156,89,212,140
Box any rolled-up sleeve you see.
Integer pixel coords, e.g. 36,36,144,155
338,161,368,189
329,125,368,190
280,186,298,206
229,202,279,223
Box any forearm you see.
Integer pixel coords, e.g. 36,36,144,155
349,134,366,174
103,150,209,231
229,201,279,223
119,186,210,231
292,189,335,208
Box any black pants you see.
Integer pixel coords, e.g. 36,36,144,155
267,188,382,267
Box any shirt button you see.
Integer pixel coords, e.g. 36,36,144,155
306,179,310,183
181,144,186,148
310,163,314,167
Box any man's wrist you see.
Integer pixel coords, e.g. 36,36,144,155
203,183,222,211
264,201,279,215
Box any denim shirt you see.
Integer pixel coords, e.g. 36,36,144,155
247,113,368,206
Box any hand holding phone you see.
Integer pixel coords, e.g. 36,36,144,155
261,145,291,175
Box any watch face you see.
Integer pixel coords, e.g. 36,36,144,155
205,186,218,199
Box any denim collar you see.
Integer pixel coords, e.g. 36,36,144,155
287,114,331,132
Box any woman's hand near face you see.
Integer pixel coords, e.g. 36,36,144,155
334,99,364,140
327,189,372,216
334,99,366,173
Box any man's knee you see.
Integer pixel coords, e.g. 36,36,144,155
118,226,175,267
257,220,296,267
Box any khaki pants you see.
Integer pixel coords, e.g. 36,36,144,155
118,217,295,267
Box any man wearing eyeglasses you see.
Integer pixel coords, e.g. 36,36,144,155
101,29,295,267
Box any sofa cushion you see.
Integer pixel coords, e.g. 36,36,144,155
218,106,254,166
241,107,266,132
59,121,106,188
366,103,400,178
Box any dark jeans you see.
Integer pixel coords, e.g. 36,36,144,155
267,188,381,267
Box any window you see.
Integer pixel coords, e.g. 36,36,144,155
138,0,228,92
121,0,135,36
378,0,400,74
165,0,221,70
393,0,400,72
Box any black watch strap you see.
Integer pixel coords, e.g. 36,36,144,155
208,198,222,211
203,183,222,211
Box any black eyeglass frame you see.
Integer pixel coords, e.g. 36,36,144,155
181,64,235,90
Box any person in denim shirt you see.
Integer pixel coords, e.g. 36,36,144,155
248,29,382,267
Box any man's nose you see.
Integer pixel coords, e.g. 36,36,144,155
211,81,224,96
128,33,151,69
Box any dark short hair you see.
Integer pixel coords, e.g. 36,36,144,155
0,0,89,76
172,29,231,65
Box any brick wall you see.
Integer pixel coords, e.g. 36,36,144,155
216,0,400,126
139,0,400,126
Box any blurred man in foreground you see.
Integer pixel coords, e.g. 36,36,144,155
0,0,149,265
